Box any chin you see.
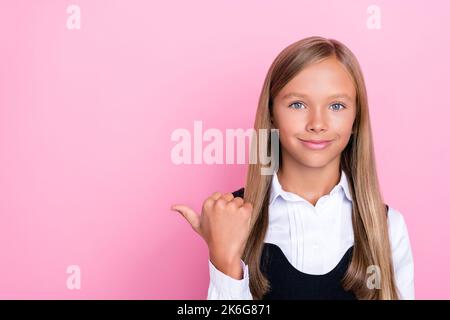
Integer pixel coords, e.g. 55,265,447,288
295,156,332,169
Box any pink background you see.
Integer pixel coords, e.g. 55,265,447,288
0,0,449,299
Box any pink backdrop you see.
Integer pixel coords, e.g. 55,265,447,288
0,0,449,299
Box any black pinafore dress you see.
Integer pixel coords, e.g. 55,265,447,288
232,187,389,300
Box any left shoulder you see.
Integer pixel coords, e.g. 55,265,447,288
386,205,411,250
385,205,415,299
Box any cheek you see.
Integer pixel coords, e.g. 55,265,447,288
331,116,354,137
277,118,305,149
272,111,298,150
330,117,355,150
274,109,304,134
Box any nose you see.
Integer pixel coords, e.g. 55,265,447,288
306,109,327,133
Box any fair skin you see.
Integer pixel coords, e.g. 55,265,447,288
172,56,357,280
272,56,357,206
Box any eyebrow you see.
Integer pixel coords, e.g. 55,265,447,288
281,92,354,102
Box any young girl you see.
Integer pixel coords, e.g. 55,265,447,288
172,36,414,300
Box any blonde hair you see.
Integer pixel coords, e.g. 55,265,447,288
241,36,399,299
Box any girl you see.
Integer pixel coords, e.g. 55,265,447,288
172,36,414,300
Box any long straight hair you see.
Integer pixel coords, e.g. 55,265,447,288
242,36,399,299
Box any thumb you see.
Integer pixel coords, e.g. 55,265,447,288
171,204,201,233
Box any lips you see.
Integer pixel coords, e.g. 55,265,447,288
299,139,333,150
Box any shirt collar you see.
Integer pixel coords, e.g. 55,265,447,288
269,169,353,206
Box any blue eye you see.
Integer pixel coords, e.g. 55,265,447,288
330,103,345,111
288,101,347,111
289,102,305,109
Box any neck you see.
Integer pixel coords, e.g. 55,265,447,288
277,152,341,207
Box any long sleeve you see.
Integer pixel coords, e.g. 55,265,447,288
207,259,253,300
387,207,415,299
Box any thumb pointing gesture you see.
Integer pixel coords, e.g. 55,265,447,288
172,192,254,279
171,204,201,234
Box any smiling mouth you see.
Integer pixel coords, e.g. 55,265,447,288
299,138,333,150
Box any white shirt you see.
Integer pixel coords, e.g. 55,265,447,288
207,170,415,299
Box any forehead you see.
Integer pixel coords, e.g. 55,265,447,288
277,57,356,102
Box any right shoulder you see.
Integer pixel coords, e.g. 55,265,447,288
231,187,245,198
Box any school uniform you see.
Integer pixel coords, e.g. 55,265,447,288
207,170,415,299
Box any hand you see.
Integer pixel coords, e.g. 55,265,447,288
171,192,253,279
